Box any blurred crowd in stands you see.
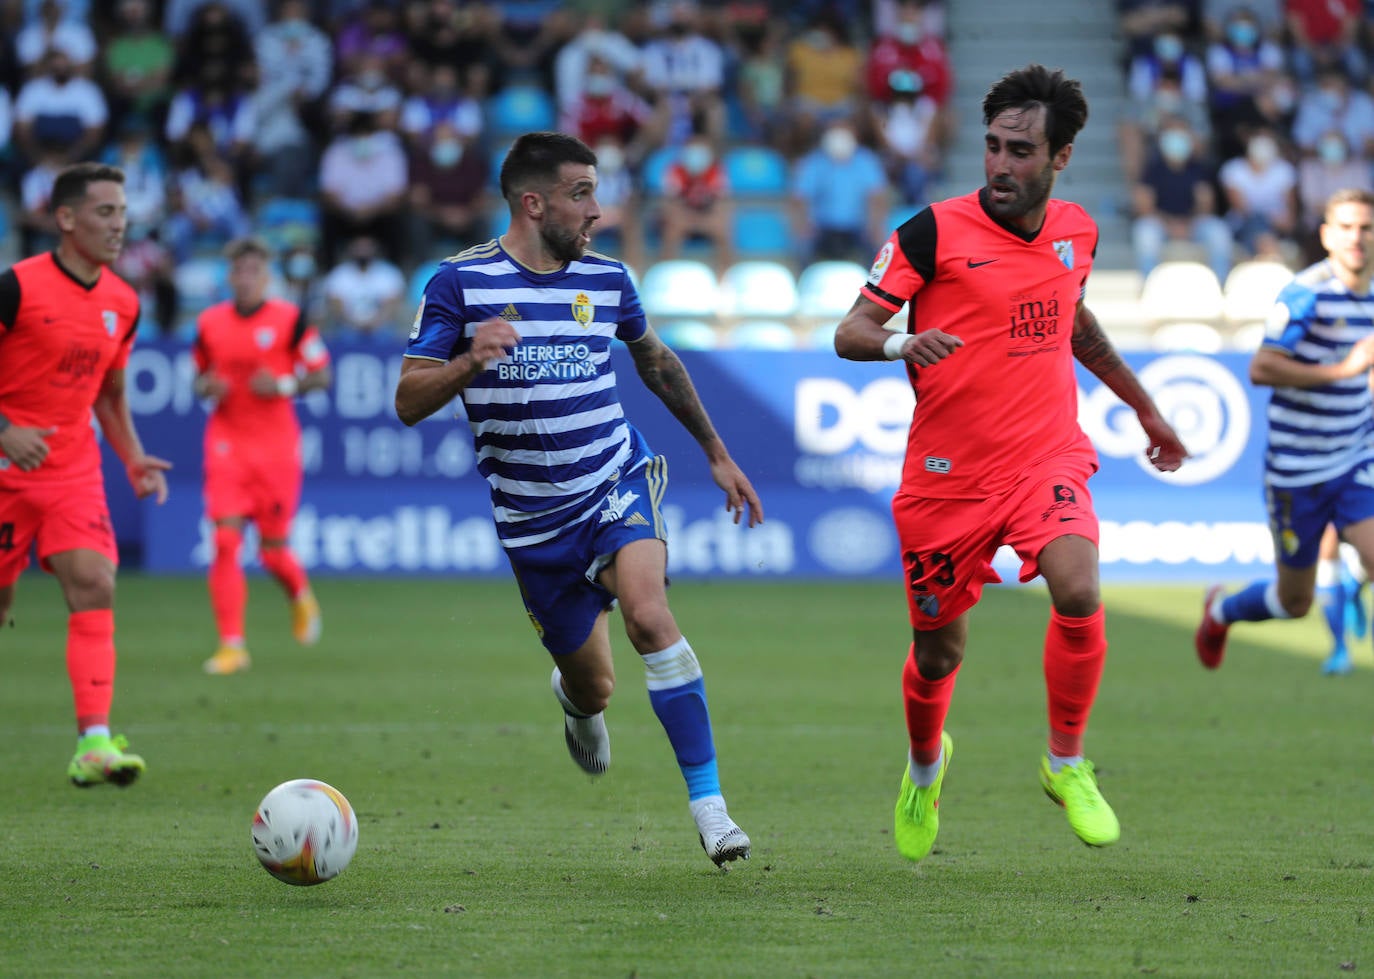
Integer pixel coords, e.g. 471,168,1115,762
1123,0,1374,284
2,0,1373,345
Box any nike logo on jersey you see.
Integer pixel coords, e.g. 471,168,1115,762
967,259,997,268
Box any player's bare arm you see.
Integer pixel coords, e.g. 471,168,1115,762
1250,337,1374,388
833,295,963,365
193,371,229,401
0,411,57,472
627,327,764,527
93,368,171,502
247,364,333,398
1072,302,1188,472
395,316,520,426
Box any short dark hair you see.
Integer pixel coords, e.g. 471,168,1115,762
50,162,125,214
499,131,597,202
223,235,273,262
982,64,1089,156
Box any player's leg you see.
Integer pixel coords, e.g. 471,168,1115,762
1034,533,1119,847
1315,525,1351,675
1197,484,1327,668
602,536,750,866
551,614,615,775
46,545,145,788
255,464,318,646
890,491,995,862
204,516,252,674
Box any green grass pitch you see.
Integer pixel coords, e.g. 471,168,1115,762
2,574,1371,977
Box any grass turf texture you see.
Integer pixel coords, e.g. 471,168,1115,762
3,575,1372,977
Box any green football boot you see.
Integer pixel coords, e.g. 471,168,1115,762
893,731,953,862
1039,755,1119,847
68,733,146,788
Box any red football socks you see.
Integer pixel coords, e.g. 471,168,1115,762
1043,605,1107,759
67,608,115,731
260,544,308,601
902,645,959,766
209,523,246,644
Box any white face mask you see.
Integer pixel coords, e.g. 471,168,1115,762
1318,137,1348,164
1247,137,1278,165
681,143,713,175
596,144,625,173
896,22,921,44
430,139,462,167
1158,129,1192,163
584,73,615,97
822,128,857,161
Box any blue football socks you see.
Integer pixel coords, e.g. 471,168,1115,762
642,637,720,801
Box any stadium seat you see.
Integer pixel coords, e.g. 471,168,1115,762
806,321,839,349
722,146,789,197
408,264,438,308
1139,261,1224,325
640,145,676,198
1149,320,1225,353
728,319,798,350
1230,321,1266,351
717,260,799,320
797,260,869,320
656,319,720,349
638,259,720,320
485,85,556,138
731,203,793,258
171,255,230,336
1222,260,1293,328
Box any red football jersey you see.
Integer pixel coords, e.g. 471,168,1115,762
861,189,1099,500
192,299,329,451
0,253,140,487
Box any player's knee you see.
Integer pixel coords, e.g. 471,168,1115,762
63,566,116,611
621,604,678,654
912,633,963,679
1280,592,1313,618
567,672,615,714
214,523,243,561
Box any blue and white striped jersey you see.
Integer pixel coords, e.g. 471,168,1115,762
1260,259,1374,488
404,238,653,547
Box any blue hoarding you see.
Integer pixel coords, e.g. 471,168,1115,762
104,341,1274,581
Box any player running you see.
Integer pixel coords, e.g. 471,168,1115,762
1196,189,1374,672
0,162,171,787
192,236,330,674
395,132,763,868
834,65,1188,860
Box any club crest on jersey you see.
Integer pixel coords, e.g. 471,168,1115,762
1052,239,1074,270
255,327,275,349
868,242,894,285
572,292,594,328
101,310,118,336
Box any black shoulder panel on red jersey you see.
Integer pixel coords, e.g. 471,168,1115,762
289,305,307,348
0,269,19,331
894,206,937,284
124,302,140,343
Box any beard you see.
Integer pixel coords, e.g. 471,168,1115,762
541,221,588,263
984,163,1056,222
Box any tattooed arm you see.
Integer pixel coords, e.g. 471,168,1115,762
1072,302,1188,472
627,327,764,526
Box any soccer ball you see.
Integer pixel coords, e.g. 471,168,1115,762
251,779,359,885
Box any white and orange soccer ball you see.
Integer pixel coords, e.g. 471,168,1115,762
251,779,359,885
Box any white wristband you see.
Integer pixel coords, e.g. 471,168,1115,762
276,375,299,396
883,332,910,361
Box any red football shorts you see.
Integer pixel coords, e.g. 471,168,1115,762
891,450,1100,630
0,477,118,585
203,442,302,539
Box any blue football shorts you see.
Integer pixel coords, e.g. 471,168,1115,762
1265,463,1374,568
505,456,669,656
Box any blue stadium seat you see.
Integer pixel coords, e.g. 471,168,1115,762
638,259,720,320
723,146,788,197
728,319,798,350
485,86,556,138
656,319,720,350
640,146,676,198
718,260,798,320
732,203,793,258
797,260,869,320
172,255,230,335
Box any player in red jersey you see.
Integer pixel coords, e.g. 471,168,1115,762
0,162,171,787
192,237,331,675
835,65,1190,860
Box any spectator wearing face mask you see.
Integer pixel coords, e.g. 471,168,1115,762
790,118,889,267
1291,68,1374,159
317,110,409,267
1131,115,1235,281
407,120,491,263
1204,7,1285,141
1117,63,1213,184
322,235,407,341
589,137,645,273
657,132,732,274
1127,31,1209,108
558,54,663,169
1296,129,1374,261
1219,126,1298,261
864,0,952,109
